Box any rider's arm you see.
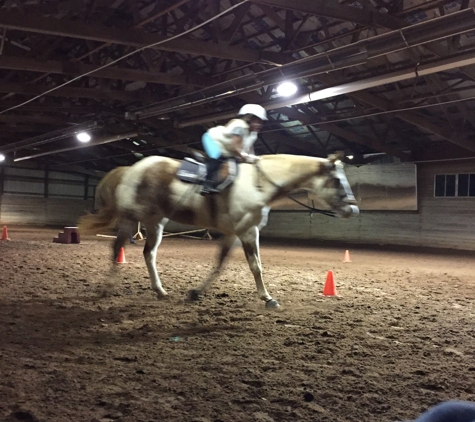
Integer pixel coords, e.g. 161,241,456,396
223,120,248,159
229,135,245,159
223,119,261,162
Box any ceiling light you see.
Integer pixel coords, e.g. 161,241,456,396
276,81,298,97
76,132,91,143
347,155,354,160
0,153,5,162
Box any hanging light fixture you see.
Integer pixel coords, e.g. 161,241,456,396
276,81,298,97
76,132,91,143
0,153,5,162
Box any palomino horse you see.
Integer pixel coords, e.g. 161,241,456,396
79,153,359,308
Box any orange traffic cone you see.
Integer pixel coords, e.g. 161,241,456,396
322,270,338,296
1,225,10,241
343,249,351,263
116,247,127,263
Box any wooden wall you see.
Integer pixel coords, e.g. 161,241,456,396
261,159,475,251
0,163,98,227
0,195,94,226
1,159,474,250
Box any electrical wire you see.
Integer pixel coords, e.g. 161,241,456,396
0,0,249,116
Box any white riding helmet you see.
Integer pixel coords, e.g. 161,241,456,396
238,104,268,121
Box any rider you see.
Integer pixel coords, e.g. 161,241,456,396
200,104,267,195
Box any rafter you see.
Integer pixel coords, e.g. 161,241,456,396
0,81,160,102
0,114,77,124
0,55,213,87
0,11,289,64
280,104,409,159
249,0,404,30
222,2,251,42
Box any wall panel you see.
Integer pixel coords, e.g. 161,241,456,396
0,195,94,226
0,196,47,224
261,159,475,251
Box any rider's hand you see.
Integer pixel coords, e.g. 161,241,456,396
245,154,260,164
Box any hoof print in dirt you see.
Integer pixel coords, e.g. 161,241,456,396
188,289,201,301
7,410,39,422
303,392,314,402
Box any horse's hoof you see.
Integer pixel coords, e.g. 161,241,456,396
156,293,169,301
98,284,113,298
99,289,110,298
265,299,280,309
189,289,201,301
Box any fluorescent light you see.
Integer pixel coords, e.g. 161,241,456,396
347,155,354,160
76,132,91,143
0,153,5,162
276,81,298,97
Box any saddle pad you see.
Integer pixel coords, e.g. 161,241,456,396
176,158,207,184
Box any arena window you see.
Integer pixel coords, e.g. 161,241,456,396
434,174,475,197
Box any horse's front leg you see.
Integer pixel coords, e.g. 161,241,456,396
189,234,236,301
239,226,279,309
143,219,168,299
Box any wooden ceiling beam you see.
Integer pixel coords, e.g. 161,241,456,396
0,55,213,87
222,3,251,42
0,11,289,64
312,73,475,153
249,0,404,30
0,81,160,102
0,123,61,132
277,104,409,159
319,122,407,159
0,102,121,114
0,114,77,124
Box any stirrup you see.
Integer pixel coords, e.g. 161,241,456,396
201,187,219,196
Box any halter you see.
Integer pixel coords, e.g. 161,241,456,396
254,160,337,217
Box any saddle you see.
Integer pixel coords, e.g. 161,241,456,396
176,153,238,194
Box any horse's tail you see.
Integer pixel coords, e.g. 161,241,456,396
78,205,119,234
79,166,129,234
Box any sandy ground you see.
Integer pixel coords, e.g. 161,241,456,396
0,226,474,422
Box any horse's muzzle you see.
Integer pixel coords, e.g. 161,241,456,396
337,204,360,218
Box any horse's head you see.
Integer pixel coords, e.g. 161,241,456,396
304,152,359,218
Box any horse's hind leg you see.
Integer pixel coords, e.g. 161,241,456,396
239,226,279,309
143,219,168,299
189,234,236,301
100,225,131,297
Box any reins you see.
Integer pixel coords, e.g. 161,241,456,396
254,160,337,218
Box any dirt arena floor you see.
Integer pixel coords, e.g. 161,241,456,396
1,226,474,422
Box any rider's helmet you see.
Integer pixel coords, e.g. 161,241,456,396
237,104,268,121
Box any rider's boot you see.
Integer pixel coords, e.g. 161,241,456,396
201,158,222,195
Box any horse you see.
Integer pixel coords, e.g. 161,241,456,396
78,153,359,309
94,166,128,209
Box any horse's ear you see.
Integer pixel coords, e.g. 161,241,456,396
327,151,344,163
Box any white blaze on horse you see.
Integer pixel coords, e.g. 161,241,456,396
78,153,359,309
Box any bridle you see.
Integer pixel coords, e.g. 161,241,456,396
254,160,337,217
